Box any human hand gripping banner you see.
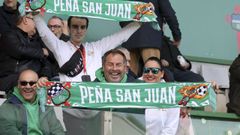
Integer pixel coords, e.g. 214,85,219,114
22,0,157,22
43,82,216,111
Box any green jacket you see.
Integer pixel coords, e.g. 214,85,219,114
0,95,65,135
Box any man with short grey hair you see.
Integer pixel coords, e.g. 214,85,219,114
48,15,70,42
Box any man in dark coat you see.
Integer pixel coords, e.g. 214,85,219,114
0,13,52,94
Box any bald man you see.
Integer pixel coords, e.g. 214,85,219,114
0,69,64,135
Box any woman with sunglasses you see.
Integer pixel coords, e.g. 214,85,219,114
143,57,180,135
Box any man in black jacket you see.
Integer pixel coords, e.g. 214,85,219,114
0,13,51,95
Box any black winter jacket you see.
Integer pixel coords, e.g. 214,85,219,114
0,28,52,92
0,28,51,76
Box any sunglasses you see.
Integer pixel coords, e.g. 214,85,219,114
19,81,37,86
143,67,162,74
71,25,87,30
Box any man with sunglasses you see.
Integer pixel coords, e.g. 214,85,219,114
34,15,140,82
0,69,64,135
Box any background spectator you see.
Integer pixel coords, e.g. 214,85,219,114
47,15,71,81
48,15,70,42
117,47,138,79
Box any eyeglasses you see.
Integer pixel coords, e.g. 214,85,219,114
26,16,34,21
143,67,162,74
48,25,61,29
19,81,37,86
71,25,87,30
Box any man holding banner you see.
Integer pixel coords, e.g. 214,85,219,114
94,49,141,134
34,6,140,135
0,69,65,135
34,15,140,82
142,57,180,135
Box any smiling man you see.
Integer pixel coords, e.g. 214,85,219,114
17,69,39,103
93,49,141,135
0,69,64,135
101,50,127,82
95,49,141,83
